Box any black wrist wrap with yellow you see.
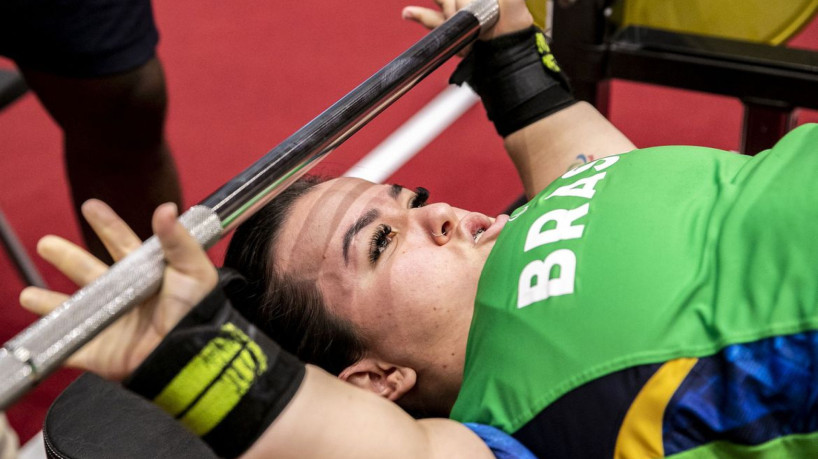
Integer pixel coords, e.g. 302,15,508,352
124,269,305,458
451,26,576,137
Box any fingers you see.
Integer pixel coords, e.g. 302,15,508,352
405,0,535,41
440,0,457,20
152,203,218,290
81,199,142,262
402,6,445,30
151,203,219,332
403,0,462,29
37,235,108,286
19,286,85,370
19,287,69,316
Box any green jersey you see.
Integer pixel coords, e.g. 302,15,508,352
451,124,818,457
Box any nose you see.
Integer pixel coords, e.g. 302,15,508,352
414,202,458,246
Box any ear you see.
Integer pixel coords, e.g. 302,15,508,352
338,358,417,402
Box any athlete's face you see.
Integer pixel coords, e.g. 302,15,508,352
274,177,508,380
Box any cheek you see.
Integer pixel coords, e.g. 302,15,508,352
388,248,464,304
377,261,450,344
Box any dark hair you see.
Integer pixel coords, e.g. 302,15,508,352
223,175,367,375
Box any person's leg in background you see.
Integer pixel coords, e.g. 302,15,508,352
0,0,183,263
19,58,182,263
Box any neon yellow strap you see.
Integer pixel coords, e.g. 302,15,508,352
152,323,268,436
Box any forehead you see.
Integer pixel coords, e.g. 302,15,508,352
274,177,393,274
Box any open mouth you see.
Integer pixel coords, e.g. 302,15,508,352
473,228,486,243
460,212,502,246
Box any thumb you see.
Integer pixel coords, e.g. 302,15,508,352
152,203,218,289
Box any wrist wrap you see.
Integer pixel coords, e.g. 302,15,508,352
451,26,576,137
124,269,305,458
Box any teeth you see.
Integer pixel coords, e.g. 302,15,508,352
473,228,485,243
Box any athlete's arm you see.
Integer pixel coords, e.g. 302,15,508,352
244,366,492,459
504,101,636,198
405,0,636,198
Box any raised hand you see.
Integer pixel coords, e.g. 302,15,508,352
402,0,534,40
19,200,218,381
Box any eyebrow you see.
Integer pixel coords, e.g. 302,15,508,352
342,209,379,265
388,184,404,199
342,184,406,265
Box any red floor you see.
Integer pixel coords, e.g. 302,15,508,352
1,0,817,442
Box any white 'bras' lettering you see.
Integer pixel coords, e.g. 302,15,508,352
517,155,622,308
524,204,589,252
546,172,607,200
518,249,576,308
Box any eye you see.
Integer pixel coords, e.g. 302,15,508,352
410,187,429,208
369,224,393,264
